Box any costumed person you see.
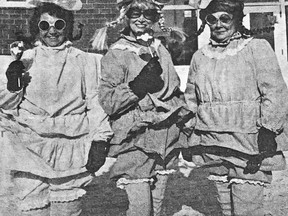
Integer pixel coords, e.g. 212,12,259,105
0,0,113,215
94,0,192,215
183,0,288,215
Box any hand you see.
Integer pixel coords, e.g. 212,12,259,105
129,57,164,99
182,148,192,162
243,127,277,174
243,154,264,174
86,141,109,174
6,60,25,92
257,127,277,154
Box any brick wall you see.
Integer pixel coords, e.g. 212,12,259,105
0,0,121,55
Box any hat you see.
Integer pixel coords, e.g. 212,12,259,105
199,0,244,21
26,0,83,11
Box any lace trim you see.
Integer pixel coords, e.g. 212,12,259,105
209,31,242,46
34,40,73,50
19,198,50,211
229,178,267,186
202,37,253,60
208,175,267,186
116,177,154,190
155,169,176,175
50,189,86,203
208,175,229,183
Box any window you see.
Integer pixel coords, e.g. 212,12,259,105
153,0,198,65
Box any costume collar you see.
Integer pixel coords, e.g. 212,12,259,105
209,31,242,47
34,40,72,50
202,37,253,60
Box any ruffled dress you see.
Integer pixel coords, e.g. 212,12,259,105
185,36,288,183
0,41,113,180
99,34,191,180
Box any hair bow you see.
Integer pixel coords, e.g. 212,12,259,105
189,0,212,9
116,0,170,6
26,0,82,11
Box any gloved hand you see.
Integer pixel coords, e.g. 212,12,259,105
244,127,277,174
243,154,265,174
86,141,109,174
129,57,164,99
6,60,25,92
182,148,193,162
257,127,277,153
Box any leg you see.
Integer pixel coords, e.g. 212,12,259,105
49,172,93,216
151,174,168,216
214,181,232,216
125,182,152,216
231,183,264,216
50,199,82,216
12,171,50,216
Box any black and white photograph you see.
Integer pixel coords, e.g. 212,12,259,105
1,0,288,215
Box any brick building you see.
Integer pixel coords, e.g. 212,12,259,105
1,0,288,69
0,0,120,54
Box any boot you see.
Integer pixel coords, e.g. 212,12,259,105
125,182,151,216
215,181,232,216
151,174,168,216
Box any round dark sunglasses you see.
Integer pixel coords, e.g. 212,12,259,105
126,8,159,21
205,14,233,26
38,19,66,31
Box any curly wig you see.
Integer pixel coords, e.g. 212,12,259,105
29,3,74,42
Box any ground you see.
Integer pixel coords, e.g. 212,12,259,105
1,157,288,216
82,168,222,216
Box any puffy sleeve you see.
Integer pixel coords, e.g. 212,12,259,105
83,53,113,142
184,53,199,115
98,50,139,116
252,39,288,134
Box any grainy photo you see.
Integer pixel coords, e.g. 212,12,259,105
1,0,288,216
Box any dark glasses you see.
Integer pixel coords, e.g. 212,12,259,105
205,14,233,26
126,8,159,21
38,19,66,31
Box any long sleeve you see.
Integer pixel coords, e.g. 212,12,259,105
84,53,113,142
253,39,288,134
99,50,139,116
184,55,199,115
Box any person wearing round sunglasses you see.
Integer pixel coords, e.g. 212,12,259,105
97,0,192,215
0,1,113,215
183,0,288,215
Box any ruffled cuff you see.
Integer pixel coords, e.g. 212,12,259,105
207,175,268,186
116,177,154,190
155,169,176,175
